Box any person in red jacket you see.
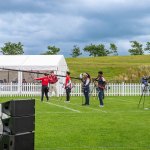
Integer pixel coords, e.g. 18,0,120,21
49,71,58,97
35,73,50,102
64,71,71,102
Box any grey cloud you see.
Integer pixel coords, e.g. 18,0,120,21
0,0,59,13
0,0,150,56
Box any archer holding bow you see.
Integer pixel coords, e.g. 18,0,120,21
64,71,72,102
34,73,50,102
96,71,107,107
35,72,58,102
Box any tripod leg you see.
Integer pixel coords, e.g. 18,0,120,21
143,91,146,108
138,94,143,108
138,87,145,108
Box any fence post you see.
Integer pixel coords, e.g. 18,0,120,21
122,82,125,96
10,82,13,96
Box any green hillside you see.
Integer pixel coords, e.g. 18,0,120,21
66,55,150,82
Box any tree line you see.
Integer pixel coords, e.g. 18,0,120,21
0,41,150,57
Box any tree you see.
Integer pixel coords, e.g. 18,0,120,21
43,46,60,55
96,44,110,56
128,41,144,55
70,45,82,58
109,43,118,56
0,42,24,55
144,42,150,53
83,44,97,57
83,43,110,57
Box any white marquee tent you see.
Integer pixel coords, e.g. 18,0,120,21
0,55,68,71
0,55,68,96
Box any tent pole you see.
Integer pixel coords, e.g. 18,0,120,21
0,67,81,80
8,71,9,83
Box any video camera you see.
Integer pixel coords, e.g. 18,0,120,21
143,76,150,80
141,76,150,87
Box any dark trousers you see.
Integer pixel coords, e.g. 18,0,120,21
98,89,104,105
66,88,71,101
83,89,90,105
41,85,49,101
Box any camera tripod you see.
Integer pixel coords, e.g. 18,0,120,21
138,85,149,108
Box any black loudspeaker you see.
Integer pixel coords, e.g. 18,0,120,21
2,99,35,117
0,132,34,150
0,99,35,150
2,116,35,135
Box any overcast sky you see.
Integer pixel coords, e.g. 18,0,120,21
0,0,150,57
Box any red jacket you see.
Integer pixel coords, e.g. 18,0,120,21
49,75,58,84
35,76,49,86
65,75,71,88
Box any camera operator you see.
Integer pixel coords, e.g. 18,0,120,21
81,73,91,105
141,75,149,91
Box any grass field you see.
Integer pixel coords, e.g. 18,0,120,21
0,96,150,150
66,55,150,81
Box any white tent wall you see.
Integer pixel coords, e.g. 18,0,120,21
55,55,69,96
0,55,68,71
0,55,68,96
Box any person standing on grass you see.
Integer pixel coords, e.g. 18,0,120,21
141,75,149,91
35,73,50,102
64,71,71,102
97,71,106,107
49,71,58,97
81,73,91,105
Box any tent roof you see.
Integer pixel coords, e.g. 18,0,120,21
0,55,68,71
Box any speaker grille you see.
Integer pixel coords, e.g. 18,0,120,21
2,99,35,117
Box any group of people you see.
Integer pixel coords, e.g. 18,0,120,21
80,71,106,107
35,70,106,107
34,71,58,102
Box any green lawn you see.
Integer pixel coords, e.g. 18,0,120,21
66,55,150,81
0,96,150,150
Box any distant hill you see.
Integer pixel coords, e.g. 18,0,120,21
66,55,150,82
0,55,150,83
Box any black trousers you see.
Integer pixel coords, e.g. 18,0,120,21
98,89,104,106
41,85,49,101
83,88,90,105
66,88,71,101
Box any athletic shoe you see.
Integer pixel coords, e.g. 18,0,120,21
64,101,70,103
82,104,89,106
99,105,104,107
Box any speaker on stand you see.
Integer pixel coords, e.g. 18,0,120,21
0,99,35,150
